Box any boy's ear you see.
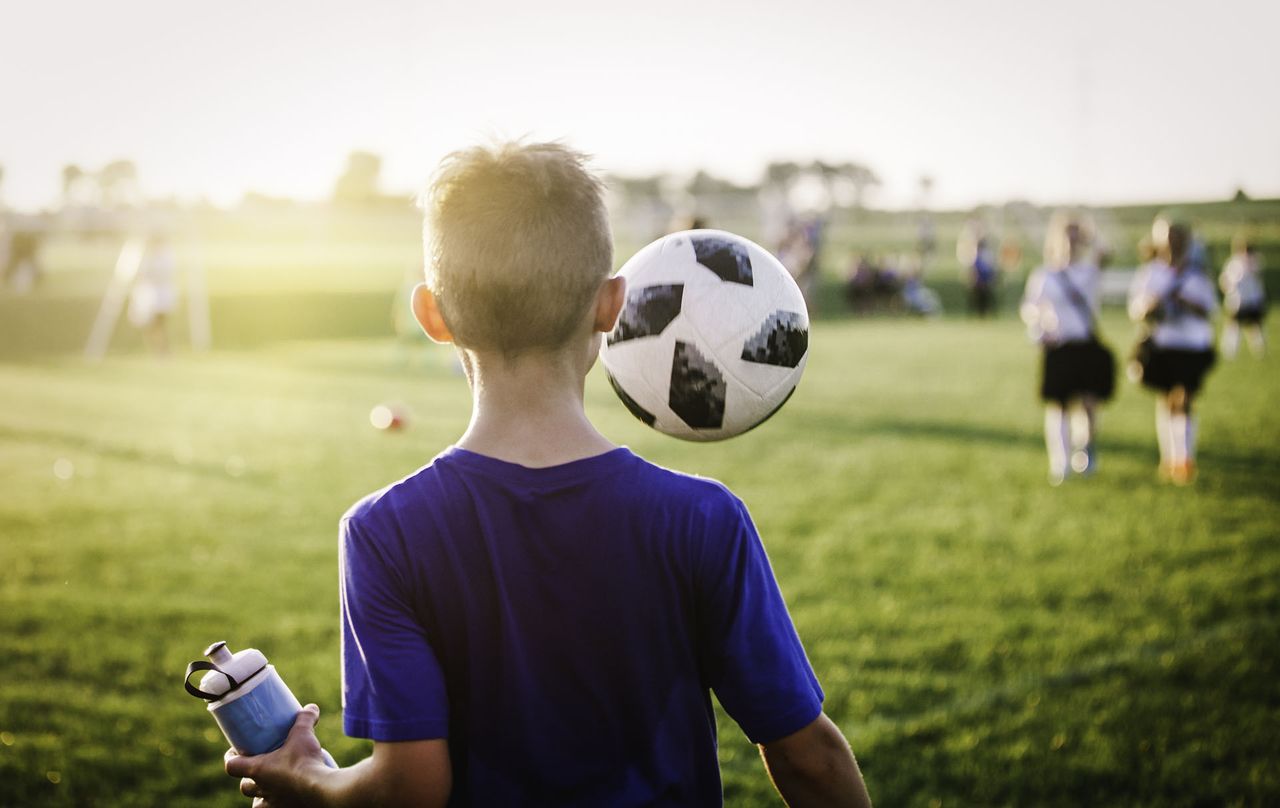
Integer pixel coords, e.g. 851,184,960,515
593,276,627,333
411,284,454,344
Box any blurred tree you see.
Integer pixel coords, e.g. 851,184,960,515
62,164,86,207
98,160,138,208
918,175,935,207
333,151,383,206
835,161,880,210
608,174,664,199
761,160,879,211
686,170,752,198
605,173,672,241
683,170,756,225
763,161,803,191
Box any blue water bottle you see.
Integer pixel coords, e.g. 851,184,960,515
184,641,337,767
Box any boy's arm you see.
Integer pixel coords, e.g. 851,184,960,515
759,712,872,808
225,705,451,808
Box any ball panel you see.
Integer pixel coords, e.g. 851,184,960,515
605,372,656,426
741,310,809,368
619,233,698,288
740,385,796,435
717,372,766,437
690,232,753,286
607,283,684,345
668,340,726,429
601,330,677,417
682,280,760,364
746,241,809,311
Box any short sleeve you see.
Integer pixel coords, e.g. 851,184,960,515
340,516,450,741
695,494,823,745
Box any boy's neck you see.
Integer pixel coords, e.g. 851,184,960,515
454,347,617,468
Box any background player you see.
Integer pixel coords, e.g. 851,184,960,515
1128,219,1218,484
1021,213,1115,484
1219,234,1267,358
127,233,178,355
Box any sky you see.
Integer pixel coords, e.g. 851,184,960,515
2,0,1278,210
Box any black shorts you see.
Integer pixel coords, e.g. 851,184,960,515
1041,339,1116,404
1141,347,1216,395
970,285,995,314
1229,304,1267,325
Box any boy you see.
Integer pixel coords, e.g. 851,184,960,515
225,142,871,807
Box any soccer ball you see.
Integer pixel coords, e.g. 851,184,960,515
600,229,809,441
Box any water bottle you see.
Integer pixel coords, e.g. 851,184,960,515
184,641,337,767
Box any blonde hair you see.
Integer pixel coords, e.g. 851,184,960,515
1042,210,1093,269
423,141,613,355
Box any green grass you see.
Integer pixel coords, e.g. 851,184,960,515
2,310,1277,806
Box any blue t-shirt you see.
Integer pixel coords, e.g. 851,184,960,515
340,446,823,806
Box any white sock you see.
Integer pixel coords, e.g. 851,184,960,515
1155,401,1172,466
1221,322,1239,358
1045,406,1070,478
1068,406,1090,472
1185,414,1198,462
1169,412,1188,466
1069,407,1087,451
1247,326,1266,357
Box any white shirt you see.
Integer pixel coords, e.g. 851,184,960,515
1128,260,1218,350
127,244,178,326
1021,262,1099,345
1220,254,1266,312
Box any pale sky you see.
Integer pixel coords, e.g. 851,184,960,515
2,0,1278,210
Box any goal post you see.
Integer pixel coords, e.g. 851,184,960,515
84,236,145,361
83,229,213,360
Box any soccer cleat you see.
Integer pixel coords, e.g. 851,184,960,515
1170,460,1197,486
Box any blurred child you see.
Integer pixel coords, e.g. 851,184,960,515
1021,213,1115,484
127,234,177,354
902,266,942,317
777,217,821,307
1128,219,1218,484
969,236,999,317
1219,235,1267,358
223,142,871,807
2,222,43,294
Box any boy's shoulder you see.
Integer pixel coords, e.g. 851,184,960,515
626,453,748,524
341,446,747,533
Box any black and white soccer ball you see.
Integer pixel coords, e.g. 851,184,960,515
600,229,809,441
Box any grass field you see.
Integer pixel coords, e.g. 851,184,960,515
2,305,1278,806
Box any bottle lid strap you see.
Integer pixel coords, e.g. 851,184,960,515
184,660,240,701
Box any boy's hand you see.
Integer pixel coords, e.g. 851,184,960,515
225,704,331,807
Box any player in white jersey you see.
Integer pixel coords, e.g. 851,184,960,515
1021,214,1115,484
127,234,178,354
1219,235,1267,358
1128,220,1218,484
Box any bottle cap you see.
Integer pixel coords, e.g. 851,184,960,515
184,642,269,701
